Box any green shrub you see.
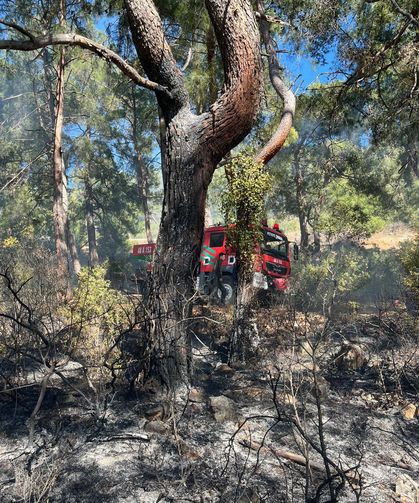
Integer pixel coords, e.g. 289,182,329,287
61,265,130,378
399,231,419,304
319,179,385,241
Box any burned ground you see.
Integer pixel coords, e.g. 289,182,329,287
0,300,417,503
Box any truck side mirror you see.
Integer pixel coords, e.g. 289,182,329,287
293,244,299,261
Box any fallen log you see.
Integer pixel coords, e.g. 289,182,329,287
240,438,325,473
240,438,360,484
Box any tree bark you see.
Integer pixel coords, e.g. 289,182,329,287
206,25,218,106
229,274,259,363
313,229,321,254
38,33,77,283
255,0,296,165
67,221,81,275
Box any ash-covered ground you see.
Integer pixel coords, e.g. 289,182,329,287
0,304,418,503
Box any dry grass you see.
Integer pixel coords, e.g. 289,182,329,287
364,223,415,250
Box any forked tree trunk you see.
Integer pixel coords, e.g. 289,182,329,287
125,0,263,386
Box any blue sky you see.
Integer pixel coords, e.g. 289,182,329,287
281,46,338,94
94,13,338,95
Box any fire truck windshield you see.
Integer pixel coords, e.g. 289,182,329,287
262,230,288,259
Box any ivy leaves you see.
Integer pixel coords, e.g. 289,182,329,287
221,153,272,277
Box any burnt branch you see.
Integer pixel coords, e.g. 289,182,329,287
0,271,50,347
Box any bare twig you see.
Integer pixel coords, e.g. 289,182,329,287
388,0,419,28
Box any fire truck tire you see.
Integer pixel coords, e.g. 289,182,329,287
219,276,236,305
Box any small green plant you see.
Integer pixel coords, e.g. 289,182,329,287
399,231,419,304
221,153,272,276
61,265,129,379
2,236,19,248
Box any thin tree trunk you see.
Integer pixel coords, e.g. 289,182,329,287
229,273,258,363
85,178,99,268
136,156,154,244
254,0,296,165
67,221,81,275
294,157,310,250
312,190,323,253
298,213,310,250
52,45,71,283
131,86,154,243
313,230,321,254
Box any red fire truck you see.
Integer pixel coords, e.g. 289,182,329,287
131,223,298,302
197,223,298,304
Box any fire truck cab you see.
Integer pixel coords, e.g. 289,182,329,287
197,223,297,304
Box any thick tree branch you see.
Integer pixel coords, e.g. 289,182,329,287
0,21,169,95
198,0,263,162
124,0,189,119
255,0,296,165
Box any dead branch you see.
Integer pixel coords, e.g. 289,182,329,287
87,433,150,443
240,438,326,473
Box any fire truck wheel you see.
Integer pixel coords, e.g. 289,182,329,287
219,276,236,305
